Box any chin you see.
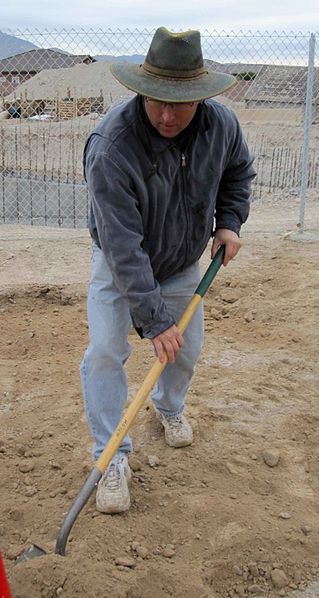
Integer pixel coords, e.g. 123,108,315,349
159,127,180,138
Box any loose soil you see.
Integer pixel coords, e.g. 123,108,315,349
0,200,319,598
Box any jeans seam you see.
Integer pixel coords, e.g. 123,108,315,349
80,354,99,440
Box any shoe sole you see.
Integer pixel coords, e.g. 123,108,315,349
165,435,193,448
96,495,130,514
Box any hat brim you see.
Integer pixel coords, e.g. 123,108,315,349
110,62,237,102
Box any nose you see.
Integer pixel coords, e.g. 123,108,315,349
161,104,176,123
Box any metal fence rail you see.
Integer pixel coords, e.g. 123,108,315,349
0,28,318,230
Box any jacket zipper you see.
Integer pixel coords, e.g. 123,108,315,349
181,152,190,265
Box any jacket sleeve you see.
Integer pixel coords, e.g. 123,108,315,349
85,148,175,339
214,114,256,235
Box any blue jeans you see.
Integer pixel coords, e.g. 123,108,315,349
80,243,204,460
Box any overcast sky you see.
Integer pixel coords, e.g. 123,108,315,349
1,0,319,33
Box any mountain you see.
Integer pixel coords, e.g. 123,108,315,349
0,32,144,64
0,31,38,59
94,54,145,63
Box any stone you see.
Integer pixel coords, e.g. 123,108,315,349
162,547,175,558
271,569,288,589
262,449,280,467
248,562,259,577
25,487,37,497
147,455,160,467
50,461,62,470
244,312,254,323
279,512,291,519
115,556,136,568
19,461,35,473
234,583,245,596
136,545,149,559
31,431,44,440
209,308,221,320
220,290,240,304
22,475,32,486
247,584,266,593
9,508,23,521
129,456,143,472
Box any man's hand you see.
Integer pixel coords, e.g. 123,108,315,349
152,325,184,364
211,228,241,266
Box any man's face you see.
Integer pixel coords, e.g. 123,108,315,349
144,98,199,138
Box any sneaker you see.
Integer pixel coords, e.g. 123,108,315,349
157,411,193,448
96,452,131,514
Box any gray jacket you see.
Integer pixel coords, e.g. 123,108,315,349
84,96,255,338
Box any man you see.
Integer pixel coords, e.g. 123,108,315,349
81,27,255,514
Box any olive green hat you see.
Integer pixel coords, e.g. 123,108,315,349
110,27,236,103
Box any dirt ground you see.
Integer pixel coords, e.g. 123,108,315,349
0,199,319,598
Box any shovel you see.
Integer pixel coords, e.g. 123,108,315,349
17,246,225,561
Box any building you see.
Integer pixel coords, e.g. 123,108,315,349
244,64,319,122
0,48,96,96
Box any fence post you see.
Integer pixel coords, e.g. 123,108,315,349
298,33,315,231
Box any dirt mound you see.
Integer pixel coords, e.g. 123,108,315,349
6,61,134,107
0,216,319,597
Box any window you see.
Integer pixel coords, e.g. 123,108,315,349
11,75,20,84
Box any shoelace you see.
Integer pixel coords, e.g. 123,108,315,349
166,416,183,427
103,460,123,491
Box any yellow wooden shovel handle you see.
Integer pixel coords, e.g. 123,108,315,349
95,293,202,473
55,246,224,556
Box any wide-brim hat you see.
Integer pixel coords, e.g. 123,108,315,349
110,27,237,103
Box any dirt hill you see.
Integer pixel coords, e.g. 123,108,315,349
7,61,134,109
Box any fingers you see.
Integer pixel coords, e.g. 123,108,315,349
211,238,220,258
211,229,241,266
223,239,241,266
152,325,184,364
152,338,165,363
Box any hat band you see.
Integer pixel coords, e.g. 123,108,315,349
142,61,208,81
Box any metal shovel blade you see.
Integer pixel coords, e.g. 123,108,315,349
15,544,47,563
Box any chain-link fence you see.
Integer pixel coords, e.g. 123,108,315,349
0,29,318,231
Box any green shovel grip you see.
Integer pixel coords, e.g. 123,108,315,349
195,245,225,298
